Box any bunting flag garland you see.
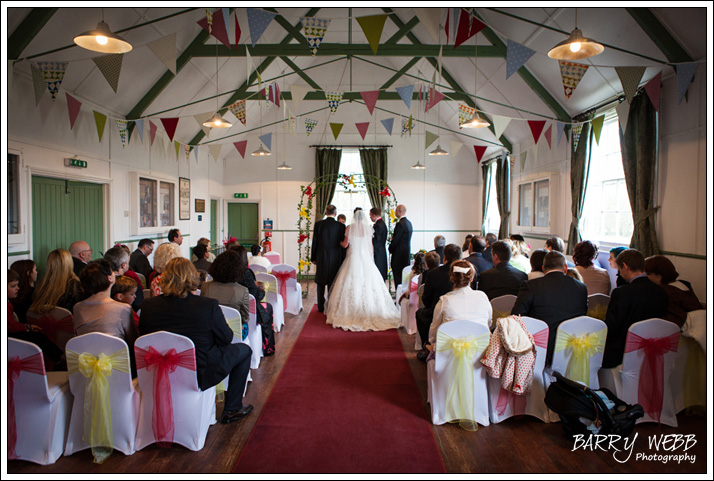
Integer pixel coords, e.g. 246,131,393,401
93,111,107,142
425,87,445,113
194,145,200,163
395,84,414,110
174,141,181,160
474,145,487,163
355,122,370,140
558,60,589,100
209,144,222,161
413,8,441,43
227,100,247,126
556,121,566,146
591,115,605,145
450,141,464,157
572,123,584,153
66,93,82,129
301,17,331,55
185,145,192,160
616,100,630,134
234,11,242,48
116,120,128,148
492,115,511,139
615,66,646,104
135,118,145,144
148,33,177,75
330,122,343,140
290,84,310,111
221,8,230,36
445,8,460,45
259,132,272,150
644,71,662,111
360,90,380,115
326,91,343,112
197,10,229,49
356,14,388,55
401,116,413,136
92,54,124,93
268,82,281,107
30,62,46,105
506,40,536,79
247,8,276,47
676,63,698,104
425,130,438,149
544,124,552,149
149,120,158,146
458,104,476,127
192,112,212,135
205,9,213,33
528,120,546,144
36,61,68,99
284,114,298,137
234,140,248,158
305,118,318,136
454,9,486,48
160,118,180,142
380,118,394,135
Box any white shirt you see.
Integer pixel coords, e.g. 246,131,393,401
428,287,492,345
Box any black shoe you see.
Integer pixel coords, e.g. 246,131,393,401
416,349,429,362
220,405,253,424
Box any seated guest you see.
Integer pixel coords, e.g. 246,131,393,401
644,255,703,327
398,252,426,304
464,236,493,289
248,244,272,270
104,245,143,312
69,240,93,276
337,214,347,224
462,234,474,254
111,275,140,330
202,250,250,340
573,240,611,295
482,233,497,264
29,249,83,315
191,237,216,263
416,244,462,361
168,228,183,246
545,236,574,267
509,239,531,274
602,249,668,369
478,241,528,300
421,251,441,289
528,249,548,280
429,235,446,264
151,242,183,296
10,259,38,323
193,244,213,272
139,258,253,424
130,238,154,281
608,246,628,288
511,251,589,365
425,261,492,353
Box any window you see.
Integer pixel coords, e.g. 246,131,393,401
483,164,500,235
159,181,174,226
580,110,633,245
518,178,550,229
139,178,157,227
332,150,371,220
8,153,20,235
132,173,177,234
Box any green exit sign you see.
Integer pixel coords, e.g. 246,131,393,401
234,193,248,199
64,158,87,168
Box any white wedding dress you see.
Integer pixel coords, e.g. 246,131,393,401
326,210,401,331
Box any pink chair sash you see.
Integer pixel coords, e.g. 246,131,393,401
8,353,45,458
624,331,679,422
135,346,196,447
409,279,418,293
532,328,548,350
272,270,296,311
495,328,547,416
249,297,257,315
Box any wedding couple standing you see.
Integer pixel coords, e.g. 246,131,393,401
311,204,412,331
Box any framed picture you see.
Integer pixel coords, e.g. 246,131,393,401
179,177,190,220
195,199,206,213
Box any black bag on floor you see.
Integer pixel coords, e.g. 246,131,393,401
544,371,644,437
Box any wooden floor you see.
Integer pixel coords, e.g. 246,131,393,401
8,282,709,475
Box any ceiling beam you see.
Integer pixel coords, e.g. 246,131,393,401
190,43,502,58
266,9,310,47
191,90,471,102
626,8,693,63
279,56,322,90
384,16,420,45
8,8,58,60
380,57,422,90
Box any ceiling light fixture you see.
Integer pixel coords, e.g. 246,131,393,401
462,32,489,129
429,144,448,156
548,8,604,60
252,143,271,156
204,42,232,129
411,160,426,170
277,161,292,170
73,9,132,54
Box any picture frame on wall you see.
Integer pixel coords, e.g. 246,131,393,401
179,177,190,220
195,199,206,213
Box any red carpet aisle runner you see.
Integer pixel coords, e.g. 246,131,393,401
233,306,445,474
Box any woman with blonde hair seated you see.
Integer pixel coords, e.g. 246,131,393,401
508,239,531,274
29,249,83,315
150,242,183,296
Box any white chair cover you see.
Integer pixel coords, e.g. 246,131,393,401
399,277,419,335
395,265,413,311
250,264,268,273
427,320,491,429
271,264,303,315
64,333,140,462
549,316,607,389
246,294,263,369
134,332,217,451
490,295,517,321
263,251,281,265
218,306,252,391
487,317,550,423
136,272,147,289
587,293,610,320
619,319,680,426
415,284,425,350
8,338,73,465
256,272,285,332
672,310,706,413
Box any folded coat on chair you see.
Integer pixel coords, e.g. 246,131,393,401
481,315,536,395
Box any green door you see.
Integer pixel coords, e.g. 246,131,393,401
227,203,259,247
210,199,218,247
32,176,104,275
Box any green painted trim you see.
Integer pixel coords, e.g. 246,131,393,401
266,10,310,47
8,250,31,257
280,56,322,90
380,57,421,90
626,8,693,63
660,251,706,261
384,16,420,45
190,43,502,58
113,234,190,244
8,8,58,60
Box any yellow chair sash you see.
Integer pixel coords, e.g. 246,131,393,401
217,315,242,400
262,280,279,295
586,304,608,321
436,331,490,431
67,348,130,464
554,328,606,385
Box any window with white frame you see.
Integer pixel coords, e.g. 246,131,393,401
484,164,500,235
518,178,550,229
132,173,177,234
332,150,371,221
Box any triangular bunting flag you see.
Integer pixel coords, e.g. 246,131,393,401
615,66,646,104
454,9,486,48
414,8,441,43
234,140,248,158
506,40,536,79
148,33,177,75
92,54,123,93
458,104,476,127
450,141,464,157
290,84,310,111
676,63,698,104
227,100,247,126
355,122,370,140
93,111,107,143
401,116,413,137
284,114,298,137
425,88,445,112
520,151,527,171
473,145,487,163
259,132,272,150
268,82,281,108
330,122,343,140
644,71,662,111
135,118,145,144
592,115,605,145
194,145,200,163
149,120,158,146
380,118,394,135
174,141,181,160
360,90,380,115
116,120,128,148
209,144,222,161
192,112,212,136
616,100,630,134
205,9,213,33
185,145,192,160
30,63,46,106
234,11,242,48
247,8,276,47
36,61,68,99
66,93,82,129
301,17,331,55
556,122,566,146
528,120,547,144
356,14,388,55
395,85,414,110
572,124,584,153
425,130,439,149
492,115,511,139
558,60,589,100
326,91,343,113
160,118,180,142
305,118,318,136
544,124,552,149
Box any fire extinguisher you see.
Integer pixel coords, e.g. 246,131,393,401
262,234,272,253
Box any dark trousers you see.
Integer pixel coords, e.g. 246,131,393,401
415,307,434,349
217,343,252,412
259,302,275,355
316,283,332,312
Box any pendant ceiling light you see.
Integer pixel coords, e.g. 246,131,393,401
252,144,271,156
462,33,489,129
277,161,292,170
74,8,133,54
548,8,604,60
429,144,448,156
204,42,232,129
411,160,426,170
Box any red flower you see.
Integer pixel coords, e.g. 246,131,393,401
379,187,391,197
223,236,237,247
298,234,308,243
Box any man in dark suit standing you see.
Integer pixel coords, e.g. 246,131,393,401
478,240,528,300
369,207,388,280
388,204,413,292
311,204,346,313
601,249,668,368
464,235,493,289
511,251,589,365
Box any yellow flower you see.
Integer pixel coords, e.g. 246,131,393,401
299,207,309,218
348,176,356,187
298,259,310,272
389,209,396,222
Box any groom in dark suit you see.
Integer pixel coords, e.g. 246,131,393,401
311,204,346,313
370,207,388,280
388,204,413,292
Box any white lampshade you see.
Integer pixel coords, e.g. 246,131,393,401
74,21,133,54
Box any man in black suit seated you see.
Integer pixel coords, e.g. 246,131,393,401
429,235,446,264
477,240,528,300
69,240,93,276
511,251,589,365
369,207,388,281
415,244,462,361
311,204,346,313
464,235,493,289
482,233,497,264
545,236,575,268
130,238,154,280
601,249,668,369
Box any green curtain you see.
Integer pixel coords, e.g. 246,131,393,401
495,157,510,239
359,148,388,211
481,161,493,235
314,148,342,218
620,90,660,257
567,121,593,255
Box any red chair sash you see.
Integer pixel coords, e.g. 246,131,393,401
29,312,73,344
8,353,45,458
624,331,679,422
249,297,257,315
272,270,296,311
135,346,196,446
495,386,527,416
531,328,548,349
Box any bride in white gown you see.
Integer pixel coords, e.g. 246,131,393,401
326,209,401,331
